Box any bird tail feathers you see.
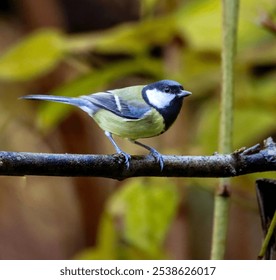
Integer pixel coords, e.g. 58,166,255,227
20,95,96,115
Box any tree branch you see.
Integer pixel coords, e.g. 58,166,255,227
0,137,275,180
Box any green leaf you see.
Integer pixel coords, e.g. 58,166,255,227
196,88,276,155
0,29,65,81
66,16,177,55
74,212,118,260
176,0,274,51
107,178,179,256
176,0,222,50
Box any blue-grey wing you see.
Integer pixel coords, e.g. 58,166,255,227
81,91,150,119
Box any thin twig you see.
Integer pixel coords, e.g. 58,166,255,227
211,0,239,260
258,210,276,259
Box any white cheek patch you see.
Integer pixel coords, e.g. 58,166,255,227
146,89,176,109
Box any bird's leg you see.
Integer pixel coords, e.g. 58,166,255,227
105,131,131,169
130,139,164,171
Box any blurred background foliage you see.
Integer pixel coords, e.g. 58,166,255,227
0,0,275,259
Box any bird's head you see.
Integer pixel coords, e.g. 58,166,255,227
142,80,191,110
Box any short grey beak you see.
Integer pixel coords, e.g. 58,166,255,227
179,90,192,97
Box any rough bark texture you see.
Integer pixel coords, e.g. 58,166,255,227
0,138,275,180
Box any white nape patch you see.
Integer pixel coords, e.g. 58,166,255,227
145,89,176,109
114,94,122,112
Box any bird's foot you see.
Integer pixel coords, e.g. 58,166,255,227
105,131,131,169
148,148,164,171
116,151,131,169
130,139,164,171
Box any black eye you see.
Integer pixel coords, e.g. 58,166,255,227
164,86,170,93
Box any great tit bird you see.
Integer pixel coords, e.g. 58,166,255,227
21,80,191,170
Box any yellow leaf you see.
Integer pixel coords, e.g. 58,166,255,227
0,29,65,81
